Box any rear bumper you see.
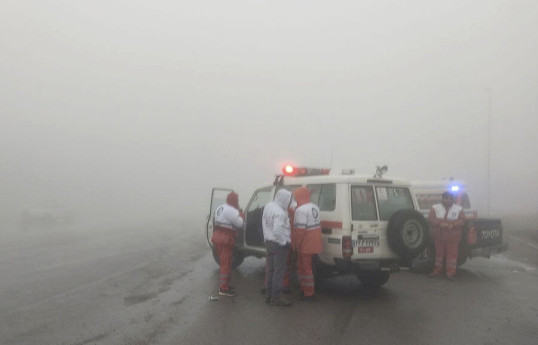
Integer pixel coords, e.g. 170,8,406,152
470,242,508,258
334,258,400,273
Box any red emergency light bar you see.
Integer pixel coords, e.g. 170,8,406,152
282,165,330,177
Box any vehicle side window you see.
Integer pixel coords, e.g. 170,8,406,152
416,193,440,211
307,184,336,211
415,192,471,210
247,188,273,212
308,184,321,206
351,186,377,221
377,187,414,221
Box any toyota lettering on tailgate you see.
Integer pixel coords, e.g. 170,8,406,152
481,229,500,240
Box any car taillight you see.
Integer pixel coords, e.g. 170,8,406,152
342,236,353,259
467,226,477,245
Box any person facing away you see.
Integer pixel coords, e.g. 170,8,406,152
293,187,322,300
262,189,293,307
427,191,465,280
211,191,244,296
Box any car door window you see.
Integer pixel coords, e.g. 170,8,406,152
377,187,414,220
247,188,272,211
307,184,336,211
351,186,377,221
245,188,273,247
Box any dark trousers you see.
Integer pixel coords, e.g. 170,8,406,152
265,241,289,299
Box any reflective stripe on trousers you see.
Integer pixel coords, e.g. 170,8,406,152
433,239,459,277
215,243,233,290
298,253,315,296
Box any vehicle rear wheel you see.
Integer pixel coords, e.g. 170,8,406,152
457,243,469,267
387,210,430,259
312,255,333,287
211,246,245,269
409,241,435,274
357,271,390,287
409,241,468,273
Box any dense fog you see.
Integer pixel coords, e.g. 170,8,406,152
1,1,537,231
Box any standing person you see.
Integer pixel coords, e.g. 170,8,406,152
211,191,244,296
281,200,297,292
293,187,322,300
263,189,293,307
428,191,466,280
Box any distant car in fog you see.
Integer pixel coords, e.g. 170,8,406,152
21,204,74,231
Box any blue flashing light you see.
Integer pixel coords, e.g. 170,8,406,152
451,185,460,192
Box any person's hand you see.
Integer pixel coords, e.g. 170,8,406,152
239,209,245,220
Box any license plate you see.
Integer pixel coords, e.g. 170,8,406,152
354,236,380,248
357,247,374,254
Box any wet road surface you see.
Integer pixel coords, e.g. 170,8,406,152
0,224,537,345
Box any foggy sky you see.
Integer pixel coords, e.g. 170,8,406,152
1,1,537,228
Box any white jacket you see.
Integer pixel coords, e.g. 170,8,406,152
294,202,321,230
431,203,463,221
214,203,243,231
262,189,292,246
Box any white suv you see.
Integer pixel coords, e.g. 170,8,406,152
206,166,430,287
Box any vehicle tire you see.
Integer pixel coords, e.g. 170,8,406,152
312,255,333,286
409,241,435,274
357,271,390,287
457,243,469,267
387,210,430,259
409,241,468,273
211,246,245,269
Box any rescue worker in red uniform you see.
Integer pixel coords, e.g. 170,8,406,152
211,191,244,296
293,187,322,300
428,191,465,280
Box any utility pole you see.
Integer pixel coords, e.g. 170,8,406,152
486,88,492,216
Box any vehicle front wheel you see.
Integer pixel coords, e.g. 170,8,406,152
211,246,245,269
357,271,390,287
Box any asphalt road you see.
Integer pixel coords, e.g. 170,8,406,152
0,223,536,345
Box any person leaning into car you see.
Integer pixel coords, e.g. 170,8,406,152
427,191,465,280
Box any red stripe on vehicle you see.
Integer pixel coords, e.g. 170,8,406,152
320,221,343,229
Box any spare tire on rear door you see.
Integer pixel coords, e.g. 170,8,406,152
387,209,430,259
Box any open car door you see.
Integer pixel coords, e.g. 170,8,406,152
206,188,233,247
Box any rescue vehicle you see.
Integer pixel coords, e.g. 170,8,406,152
409,181,508,272
206,165,431,287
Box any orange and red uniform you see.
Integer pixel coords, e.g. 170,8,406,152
293,187,322,297
211,192,244,292
428,203,465,277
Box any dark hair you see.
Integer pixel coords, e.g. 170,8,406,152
441,191,454,200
